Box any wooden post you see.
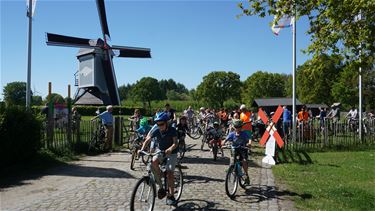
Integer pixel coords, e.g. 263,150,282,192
67,84,72,150
47,82,54,149
114,117,120,146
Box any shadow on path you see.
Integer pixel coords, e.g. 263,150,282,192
184,174,225,184
233,185,312,204
173,199,224,211
0,163,134,189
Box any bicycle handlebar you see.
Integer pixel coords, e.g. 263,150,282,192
222,145,249,150
139,150,165,157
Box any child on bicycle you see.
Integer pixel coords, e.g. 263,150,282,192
176,116,189,142
223,119,251,184
140,112,179,206
208,121,224,157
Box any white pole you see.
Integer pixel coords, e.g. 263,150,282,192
292,15,297,143
358,11,362,142
26,0,32,109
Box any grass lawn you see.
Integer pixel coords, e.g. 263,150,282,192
273,150,375,211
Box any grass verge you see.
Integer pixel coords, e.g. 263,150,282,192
272,150,375,210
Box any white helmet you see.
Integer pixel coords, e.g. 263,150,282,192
240,104,246,110
200,107,205,111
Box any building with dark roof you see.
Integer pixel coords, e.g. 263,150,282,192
252,97,303,114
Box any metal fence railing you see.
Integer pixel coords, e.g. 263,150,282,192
282,118,375,151
41,117,134,153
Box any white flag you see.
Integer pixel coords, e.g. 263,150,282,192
271,15,293,35
26,0,37,17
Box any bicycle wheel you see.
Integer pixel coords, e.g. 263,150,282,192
88,132,98,152
130,148,137,170
177,140,186,161
130,176,156,211
238,175,247,189
201,133,206,150
173,166,184,201
225,165,238,198
212,143,218,161
142,144,151,165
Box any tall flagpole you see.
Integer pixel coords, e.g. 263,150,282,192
292,13,297,143
358,11,362,142
26,0,32,109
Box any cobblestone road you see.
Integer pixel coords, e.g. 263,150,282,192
1,137,295,211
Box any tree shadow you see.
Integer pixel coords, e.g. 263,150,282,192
276,149,313,165
233,185,312,203
184,174,225,184
173,199,225,211
182,156,230,166
0,163,135,189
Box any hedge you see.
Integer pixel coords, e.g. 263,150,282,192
75,106,146,116
0,106,42,167
32,105,146,116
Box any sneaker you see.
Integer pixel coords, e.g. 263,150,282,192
157,188,166,199
244,176,250,185
166,196,177,206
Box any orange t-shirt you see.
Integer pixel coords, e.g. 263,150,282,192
298,111,309,122
240,111,252,131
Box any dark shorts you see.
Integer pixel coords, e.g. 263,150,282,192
232,148,248,162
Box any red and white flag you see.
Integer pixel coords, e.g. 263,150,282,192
271,15,293,35
26,0,37,17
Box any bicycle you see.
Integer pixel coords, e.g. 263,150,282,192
177,136,186,162
223,145,249,198
88,122,106,152
130,150,184,211
129,132,150,170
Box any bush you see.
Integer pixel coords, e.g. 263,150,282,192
0,106,42,167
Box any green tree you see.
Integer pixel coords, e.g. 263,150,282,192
3,81,31,106
196,71,241,108
159,79,189,100
118,83,134,101
131,77,162,112
297,54,342,105
331,62,375,110
241,71,287,106
46,93,65,104
32,95,43,106
239,0,375,64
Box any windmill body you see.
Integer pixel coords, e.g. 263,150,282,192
46,0,151,105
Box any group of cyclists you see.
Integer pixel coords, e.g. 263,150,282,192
128,103,255,207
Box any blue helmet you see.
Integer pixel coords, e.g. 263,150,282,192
154,112,169,122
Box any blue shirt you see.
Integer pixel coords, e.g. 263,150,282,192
136,125,151,135
283,109,291,122
99,111,113,125
225,131,249,147
150,126,178,154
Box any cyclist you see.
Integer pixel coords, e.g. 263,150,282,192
165,103,177,128
136,117,151,136
176,116,189,154
91,105,113,151
128,109,142,131
208,121,224,157
140,112,179,206
184,106,195,128
223,119,251,184
240,104,253,144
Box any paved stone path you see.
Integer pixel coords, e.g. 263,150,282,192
1,138,295,211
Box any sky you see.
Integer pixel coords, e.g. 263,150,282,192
0,0,312,100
